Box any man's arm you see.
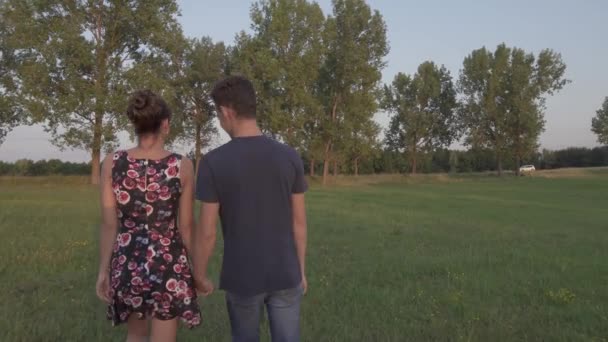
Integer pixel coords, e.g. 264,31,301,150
193,202,219,296
292,193,308,294
192,157,220,296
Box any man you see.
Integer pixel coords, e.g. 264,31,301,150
193,75,308,342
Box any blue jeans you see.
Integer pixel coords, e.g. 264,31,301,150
226,286,303,342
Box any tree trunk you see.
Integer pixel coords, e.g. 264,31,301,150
91,3,106,185
90,104,103,184
194,125,203,180
195,123,202,166
322,97,339,186
309,158,315,177
354,157,359,176
91,147,101,185
411,145,417,174
332,159,338,177
322,159,330,186
515,154,521,176
322,141,332,186
497,153,503,176
411,158,417,174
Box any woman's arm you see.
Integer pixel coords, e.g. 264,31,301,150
97,153,118,302
178,157,195,255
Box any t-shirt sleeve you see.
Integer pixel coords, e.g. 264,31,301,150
292,152,308,194
196,158,219,203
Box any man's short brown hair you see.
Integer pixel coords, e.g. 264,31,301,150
210,75,256,118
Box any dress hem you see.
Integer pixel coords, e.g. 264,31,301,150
109,307,202,329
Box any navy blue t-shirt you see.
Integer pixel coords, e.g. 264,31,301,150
196,135,307,296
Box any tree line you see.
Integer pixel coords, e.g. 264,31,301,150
0,159,90,176
3,145,607,177
1,0,606,185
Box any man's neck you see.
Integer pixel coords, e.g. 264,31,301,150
231,120,262,138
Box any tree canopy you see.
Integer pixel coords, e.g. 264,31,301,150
1,1,586,182
383,62,459,174
458,44,568,174
591,97,608,145
1,0,184,184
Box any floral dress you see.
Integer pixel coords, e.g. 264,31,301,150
107,150,201,328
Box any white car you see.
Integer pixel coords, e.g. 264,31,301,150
519,165,536,173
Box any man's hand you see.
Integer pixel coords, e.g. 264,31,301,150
195,276,214,297
301,274,308,295
96,271,111,303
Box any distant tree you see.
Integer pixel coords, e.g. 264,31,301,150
343,116,380,176
46,159,64,175
539,149,556,169
383,62,459,174
459,46,510,174
175,37,225,167
373,149,406,174
448,150,458,173
590,146,608,166
0,9,25,145
429,148,451,173
13,159,33,176
318,0,388,185
554,147,592,168
459,44,568,175
504,48,568,174
1,0,184,184
591,97,608,145
0,161,15,175
0,159,92,175
232,0,325,152
543,146,608,169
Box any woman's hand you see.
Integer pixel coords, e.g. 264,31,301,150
195,276,214,297
96,271,111,303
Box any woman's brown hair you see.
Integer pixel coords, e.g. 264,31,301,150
126,90,172,135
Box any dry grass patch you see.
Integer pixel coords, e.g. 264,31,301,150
308,173,464,187
534,167,608,179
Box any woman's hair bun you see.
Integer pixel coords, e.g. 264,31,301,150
132,92,149,111
126,90,171,135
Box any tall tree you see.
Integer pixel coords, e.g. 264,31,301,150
344,116,380,176
591,97,608,145
232,0,325,152
458,44,567,175
383,62,459,174
0,7,25,144
318,0,388,185
459,45,511,175
505,48,568,173
174,37,225,167
1,0,183,184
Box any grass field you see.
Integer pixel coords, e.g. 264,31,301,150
1,169,607,341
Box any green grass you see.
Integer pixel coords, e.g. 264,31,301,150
1,171,608,341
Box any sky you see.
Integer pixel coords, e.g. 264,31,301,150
1,0,607,162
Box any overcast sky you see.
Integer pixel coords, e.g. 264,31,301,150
1,0,606,162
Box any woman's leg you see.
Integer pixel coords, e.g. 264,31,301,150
126,314,148,342
150,318,178,342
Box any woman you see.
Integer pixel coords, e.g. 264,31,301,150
96,90,202,341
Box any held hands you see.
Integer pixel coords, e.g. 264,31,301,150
195,276,214,297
